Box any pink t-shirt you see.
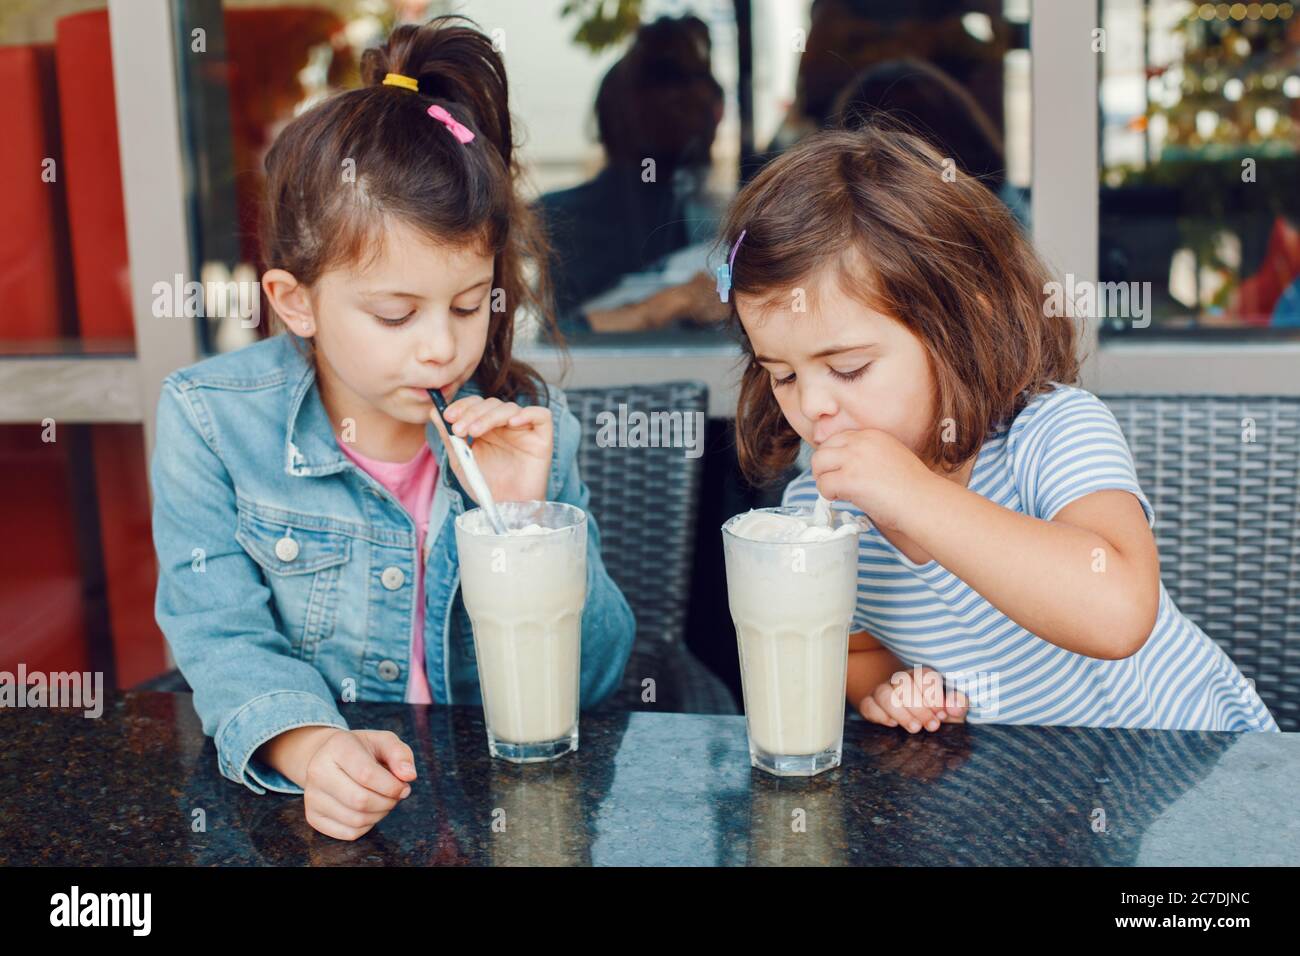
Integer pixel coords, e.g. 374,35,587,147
336,435,439,704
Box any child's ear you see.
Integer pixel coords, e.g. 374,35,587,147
262,268,317,338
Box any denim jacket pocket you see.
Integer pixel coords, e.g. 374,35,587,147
234,504,352,661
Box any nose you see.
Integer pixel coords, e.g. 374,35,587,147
414,314,457,366
799,381,839,442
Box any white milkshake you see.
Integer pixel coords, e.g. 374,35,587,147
723,507,860,776
455,501,587,762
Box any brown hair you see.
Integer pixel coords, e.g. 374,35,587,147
259,14,561,406
721,123,1081,488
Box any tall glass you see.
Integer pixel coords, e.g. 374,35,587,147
722,507,859,776
454,501,587,762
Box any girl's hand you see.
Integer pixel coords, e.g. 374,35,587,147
301,729,417,841
809,428,935,532
857,665,969,733
431,396,553,503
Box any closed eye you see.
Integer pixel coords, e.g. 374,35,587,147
831,364,870,383
452,301,485,317
374,310,416,327
770,364,870,388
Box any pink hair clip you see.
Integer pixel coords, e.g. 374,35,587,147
427,104,475,144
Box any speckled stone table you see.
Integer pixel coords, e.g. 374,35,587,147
2,691,1296,866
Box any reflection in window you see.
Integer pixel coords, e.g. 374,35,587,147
182,1,1032,350
529,0,1030,343
537,14,730,337
1100,0,1300,335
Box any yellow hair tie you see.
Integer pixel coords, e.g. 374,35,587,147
382,72,419,92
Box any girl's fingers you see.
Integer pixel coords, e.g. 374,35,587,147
450,398,505,436
461,403,523,439
858,695,897,727
332,743,406,802
364,730,417,783
934,684,968,721
330,769,403,813
304,807,369,842
507,406,550,428
310,789,389,832
876,680,939,732
448,397,499,435
808,446,844,477
812,468,842,502
873,682,920,730
908,707,942,732
442,396,482,422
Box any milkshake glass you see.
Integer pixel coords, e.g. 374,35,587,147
455,501,587,762
722,506,859,776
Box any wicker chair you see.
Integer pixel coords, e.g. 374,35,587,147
140,380,736,714
564,381,736,714
1102,394,1300,732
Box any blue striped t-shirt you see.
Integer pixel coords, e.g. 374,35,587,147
782,383,1279,733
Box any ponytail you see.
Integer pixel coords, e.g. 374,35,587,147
359,17,515,173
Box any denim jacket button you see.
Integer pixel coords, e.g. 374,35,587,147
381,566,405,590
377,659,400,681
274,535,299,562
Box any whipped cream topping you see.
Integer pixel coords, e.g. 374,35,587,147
727,508,859,543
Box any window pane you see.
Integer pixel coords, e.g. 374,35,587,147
0,0,137,357
1100,0,1300,337
175,0,1030,355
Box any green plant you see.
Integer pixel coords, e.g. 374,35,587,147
560,0,643,53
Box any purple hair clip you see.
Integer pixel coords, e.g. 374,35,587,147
716,229,746,303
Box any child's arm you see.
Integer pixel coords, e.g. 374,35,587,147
814,416,1160,660
902,483,1159,660
150,379,351,794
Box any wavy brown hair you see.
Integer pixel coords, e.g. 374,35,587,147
259,14,561,406
720,124,1081,488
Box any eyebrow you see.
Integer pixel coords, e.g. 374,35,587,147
362,276,494,299
753,343,877,364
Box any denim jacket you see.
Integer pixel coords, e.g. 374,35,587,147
150,333,636,795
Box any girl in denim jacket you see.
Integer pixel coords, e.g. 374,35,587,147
150,16,636,841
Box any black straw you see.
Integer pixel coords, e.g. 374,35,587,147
426,388,449,423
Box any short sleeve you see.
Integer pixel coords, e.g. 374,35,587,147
1009,388,1156,529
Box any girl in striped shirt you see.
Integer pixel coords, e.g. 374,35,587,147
718,126,1278,735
